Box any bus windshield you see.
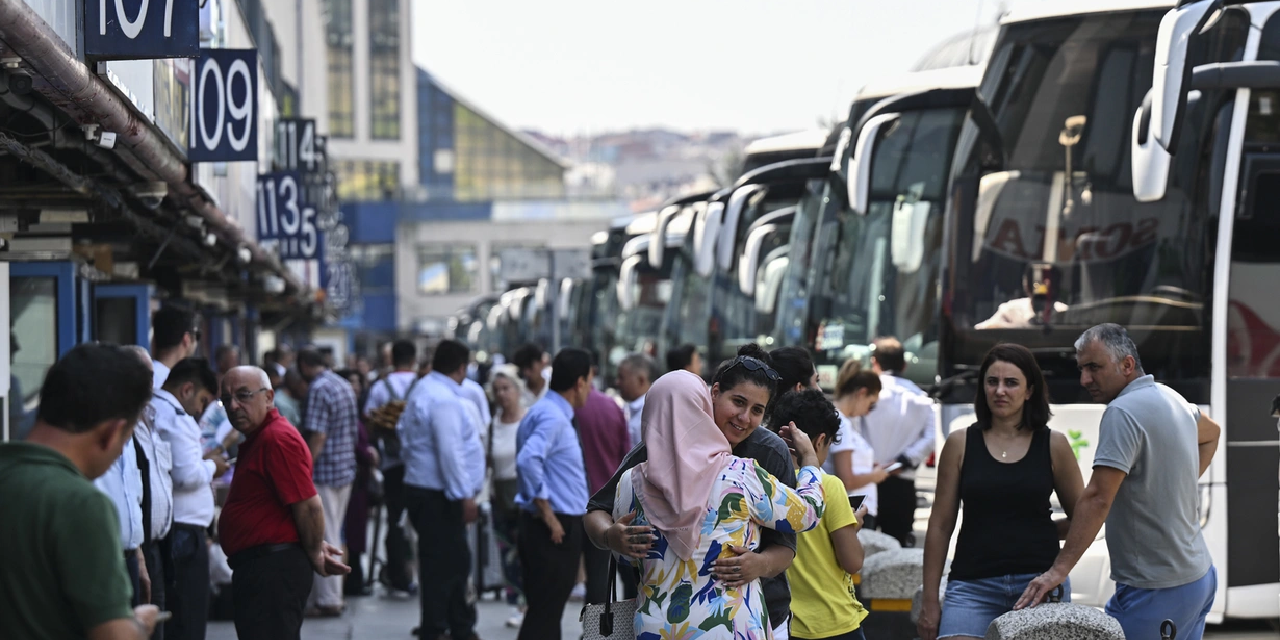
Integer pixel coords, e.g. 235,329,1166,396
942,9,1251,403
773,177,831,349
811,107,967,391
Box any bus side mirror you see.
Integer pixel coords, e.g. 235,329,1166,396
617,255,640,312
1132,88,1173,202
848,113,900,216
737,223,777,297
1149,0,1223,152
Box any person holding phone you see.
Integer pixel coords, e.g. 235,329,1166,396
917,344,1084,640
772,389,871,640
826,359,890,529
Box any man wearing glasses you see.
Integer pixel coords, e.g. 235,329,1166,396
155,358,225,640
218,366,349,640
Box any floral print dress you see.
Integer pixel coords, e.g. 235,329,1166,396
614,457,826,640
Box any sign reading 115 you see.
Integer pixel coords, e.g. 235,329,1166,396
276,118,318,174
256,172,317,260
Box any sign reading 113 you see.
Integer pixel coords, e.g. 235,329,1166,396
256,172,317,260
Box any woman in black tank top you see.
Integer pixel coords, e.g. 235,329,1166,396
917,344,1085,640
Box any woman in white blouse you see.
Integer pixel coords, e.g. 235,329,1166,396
487,365,527,626
825,359,891,528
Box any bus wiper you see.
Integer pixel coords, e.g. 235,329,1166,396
930,368,978,400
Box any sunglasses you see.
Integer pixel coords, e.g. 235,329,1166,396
726,356,781,382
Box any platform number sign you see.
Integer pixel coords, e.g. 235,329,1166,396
85,0,199,59
276,119,319,174
188,49,258,162
256,172,318,260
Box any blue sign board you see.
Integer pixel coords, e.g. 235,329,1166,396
189,49,257,162
256,172,318,260
85,0,200,59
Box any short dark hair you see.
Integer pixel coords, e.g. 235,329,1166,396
215,344,239,361
37,343,153,433
432,340,470,376
512,343,545,371
713,344,778,401
549,348,592,393
163,357,218,396
771,389,841,446
391,340,417,367
871,337,906,373
770,346,815,392
153,306,195,352
974,343,1052,431
666,343,698,372
297,348,327,369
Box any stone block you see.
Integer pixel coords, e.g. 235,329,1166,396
911,575,947,624
857,528,901,559
984,603,1124,640
860,547,924,600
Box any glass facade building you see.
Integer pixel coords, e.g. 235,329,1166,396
418,69,566,202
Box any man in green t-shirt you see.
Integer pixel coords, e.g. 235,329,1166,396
0,343,161,640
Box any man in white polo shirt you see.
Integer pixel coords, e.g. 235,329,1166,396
1017,324,1222,640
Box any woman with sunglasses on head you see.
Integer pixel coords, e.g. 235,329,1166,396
585,344,807,639
825,359,890,525
612,370,826,639
917,344,1085,640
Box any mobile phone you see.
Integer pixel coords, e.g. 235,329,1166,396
849,494,867,511
883,462,903,474
156,611,173,622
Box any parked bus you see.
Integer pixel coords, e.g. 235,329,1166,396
939,0,1280,620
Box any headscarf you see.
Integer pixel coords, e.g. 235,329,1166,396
632,370,733,560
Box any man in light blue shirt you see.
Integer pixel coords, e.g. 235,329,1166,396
398,340,484,640
94,430,146,605
514,347,593,640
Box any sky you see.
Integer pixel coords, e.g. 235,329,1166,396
412,0,1010,139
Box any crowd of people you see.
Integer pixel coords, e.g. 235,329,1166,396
0,316,1224,640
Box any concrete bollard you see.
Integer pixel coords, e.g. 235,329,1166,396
859,547,924,639
911,575,947,624
984,603,1124,640
857,528,902,559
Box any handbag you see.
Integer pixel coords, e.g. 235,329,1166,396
580,555,638,640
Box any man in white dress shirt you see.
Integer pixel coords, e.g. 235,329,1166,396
155,358,225,640
150,307,199,390
616,353,657,447
125,346,175,640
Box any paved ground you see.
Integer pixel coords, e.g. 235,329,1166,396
206,589,582,640
204,587,1277,640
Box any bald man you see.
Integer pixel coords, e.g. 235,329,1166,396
217,367,349,640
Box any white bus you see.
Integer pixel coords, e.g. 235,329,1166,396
939,0,1280,621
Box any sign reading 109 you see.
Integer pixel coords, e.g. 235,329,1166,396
189,49,258,162
256,172,318,260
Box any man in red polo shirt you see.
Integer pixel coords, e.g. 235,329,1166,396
217,366,350,640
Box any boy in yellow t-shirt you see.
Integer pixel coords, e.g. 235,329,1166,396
772,389,869,640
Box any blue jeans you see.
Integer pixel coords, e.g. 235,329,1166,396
1105,567,1217,640
939,573,1072,638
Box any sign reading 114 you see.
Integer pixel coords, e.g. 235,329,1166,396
256,172,317,260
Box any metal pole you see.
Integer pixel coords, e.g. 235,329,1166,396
549,249,561,354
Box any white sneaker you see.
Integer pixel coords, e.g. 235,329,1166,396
569,583,586,602
505,609,524,628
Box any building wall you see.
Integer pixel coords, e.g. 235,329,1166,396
322,0,418,196
394,216,614,334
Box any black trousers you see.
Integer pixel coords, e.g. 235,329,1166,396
231,545,313,640
143,541,166,640
877,476,917,547
582,533,638,604
164,524,209,640
407,487,473,640
125,549,141,607
382,465,413,590
517,511,583,640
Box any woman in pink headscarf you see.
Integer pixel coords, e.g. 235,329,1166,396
612,370,826,640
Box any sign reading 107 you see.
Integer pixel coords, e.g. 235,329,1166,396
275,119,319,174
256,172,317,260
